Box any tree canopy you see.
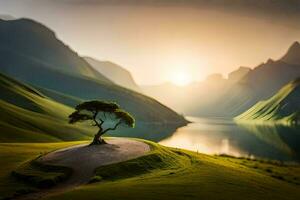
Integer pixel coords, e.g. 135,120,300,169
68,100,135,145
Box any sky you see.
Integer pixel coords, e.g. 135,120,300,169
0,0,300,85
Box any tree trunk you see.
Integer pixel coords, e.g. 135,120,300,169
90,131,106,145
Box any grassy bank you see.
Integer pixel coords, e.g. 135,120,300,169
1,140,300,200
0,141,87,199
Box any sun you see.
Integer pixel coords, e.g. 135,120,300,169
170,70,191,86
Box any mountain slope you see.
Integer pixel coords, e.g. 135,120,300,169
280,41,300,66
0,18,111,82
228,66,251,82
0,18,187,127
193,42,300,117
0,14,15,20
84,57,141,91
0,72,95,142
235,78,300,124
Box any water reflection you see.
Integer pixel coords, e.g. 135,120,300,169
108,122,179,142
159,117,300,162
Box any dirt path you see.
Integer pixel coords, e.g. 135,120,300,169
14,138,150,200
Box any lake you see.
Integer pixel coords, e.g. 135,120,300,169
159,117,300,162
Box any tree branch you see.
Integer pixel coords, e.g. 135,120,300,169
92,111,104,128
101,121,122,135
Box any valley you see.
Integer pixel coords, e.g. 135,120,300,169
0,5,299,200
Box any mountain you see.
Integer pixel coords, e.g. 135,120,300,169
192,42,300,117
142,68,250,114
143,42,300,117
280,41,300,66
0,14,15,20
0,18,111,82
0,72,95,142
84,57,140,91
0,18,187,128
228,66,251,82
235,78,300,124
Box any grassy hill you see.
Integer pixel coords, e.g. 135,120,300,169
0,73,95,142
0,71,183,142
235,78,300,124
1,140,299,200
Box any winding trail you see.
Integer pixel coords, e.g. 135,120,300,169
14,138,150,200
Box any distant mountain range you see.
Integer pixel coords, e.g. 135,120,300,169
143,41,300,118
1,16,299,134
142,66,252,114
84,57,141,92
228,66,251,82
0,18,187,143
195,41,300,117
235,78,300,124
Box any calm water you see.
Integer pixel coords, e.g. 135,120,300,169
159,117,300,162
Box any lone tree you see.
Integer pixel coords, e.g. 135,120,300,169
68,100,135,145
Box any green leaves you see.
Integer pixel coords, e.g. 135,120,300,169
114,109,135,127
68,100,135,131
75,100,120,113
68,110,93,124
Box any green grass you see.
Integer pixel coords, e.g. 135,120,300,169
0,100,95,142
12,159,72,189
43,141,300,200
218,154,300,185
1,140,300,200
91,140,193,181
0,141,87,199
235,78,300,125
0,71,187,143
0,72,96,143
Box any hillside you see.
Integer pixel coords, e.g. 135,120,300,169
0,18,187,127
235,78,300,124
0,18,111,82
1,141,300,200
0,73,95,142
84,57,140,92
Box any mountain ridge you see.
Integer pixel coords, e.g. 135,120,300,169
84,57,141,92
192,41,300,117
0,18,112,82
235,78,300,124
280,41,300,66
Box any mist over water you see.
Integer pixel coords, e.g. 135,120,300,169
159,117,300,162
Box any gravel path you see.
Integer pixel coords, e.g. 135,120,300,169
14,138,150,200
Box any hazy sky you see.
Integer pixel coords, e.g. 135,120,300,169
1,0,300,85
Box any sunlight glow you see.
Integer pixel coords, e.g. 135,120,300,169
170,69,191,86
